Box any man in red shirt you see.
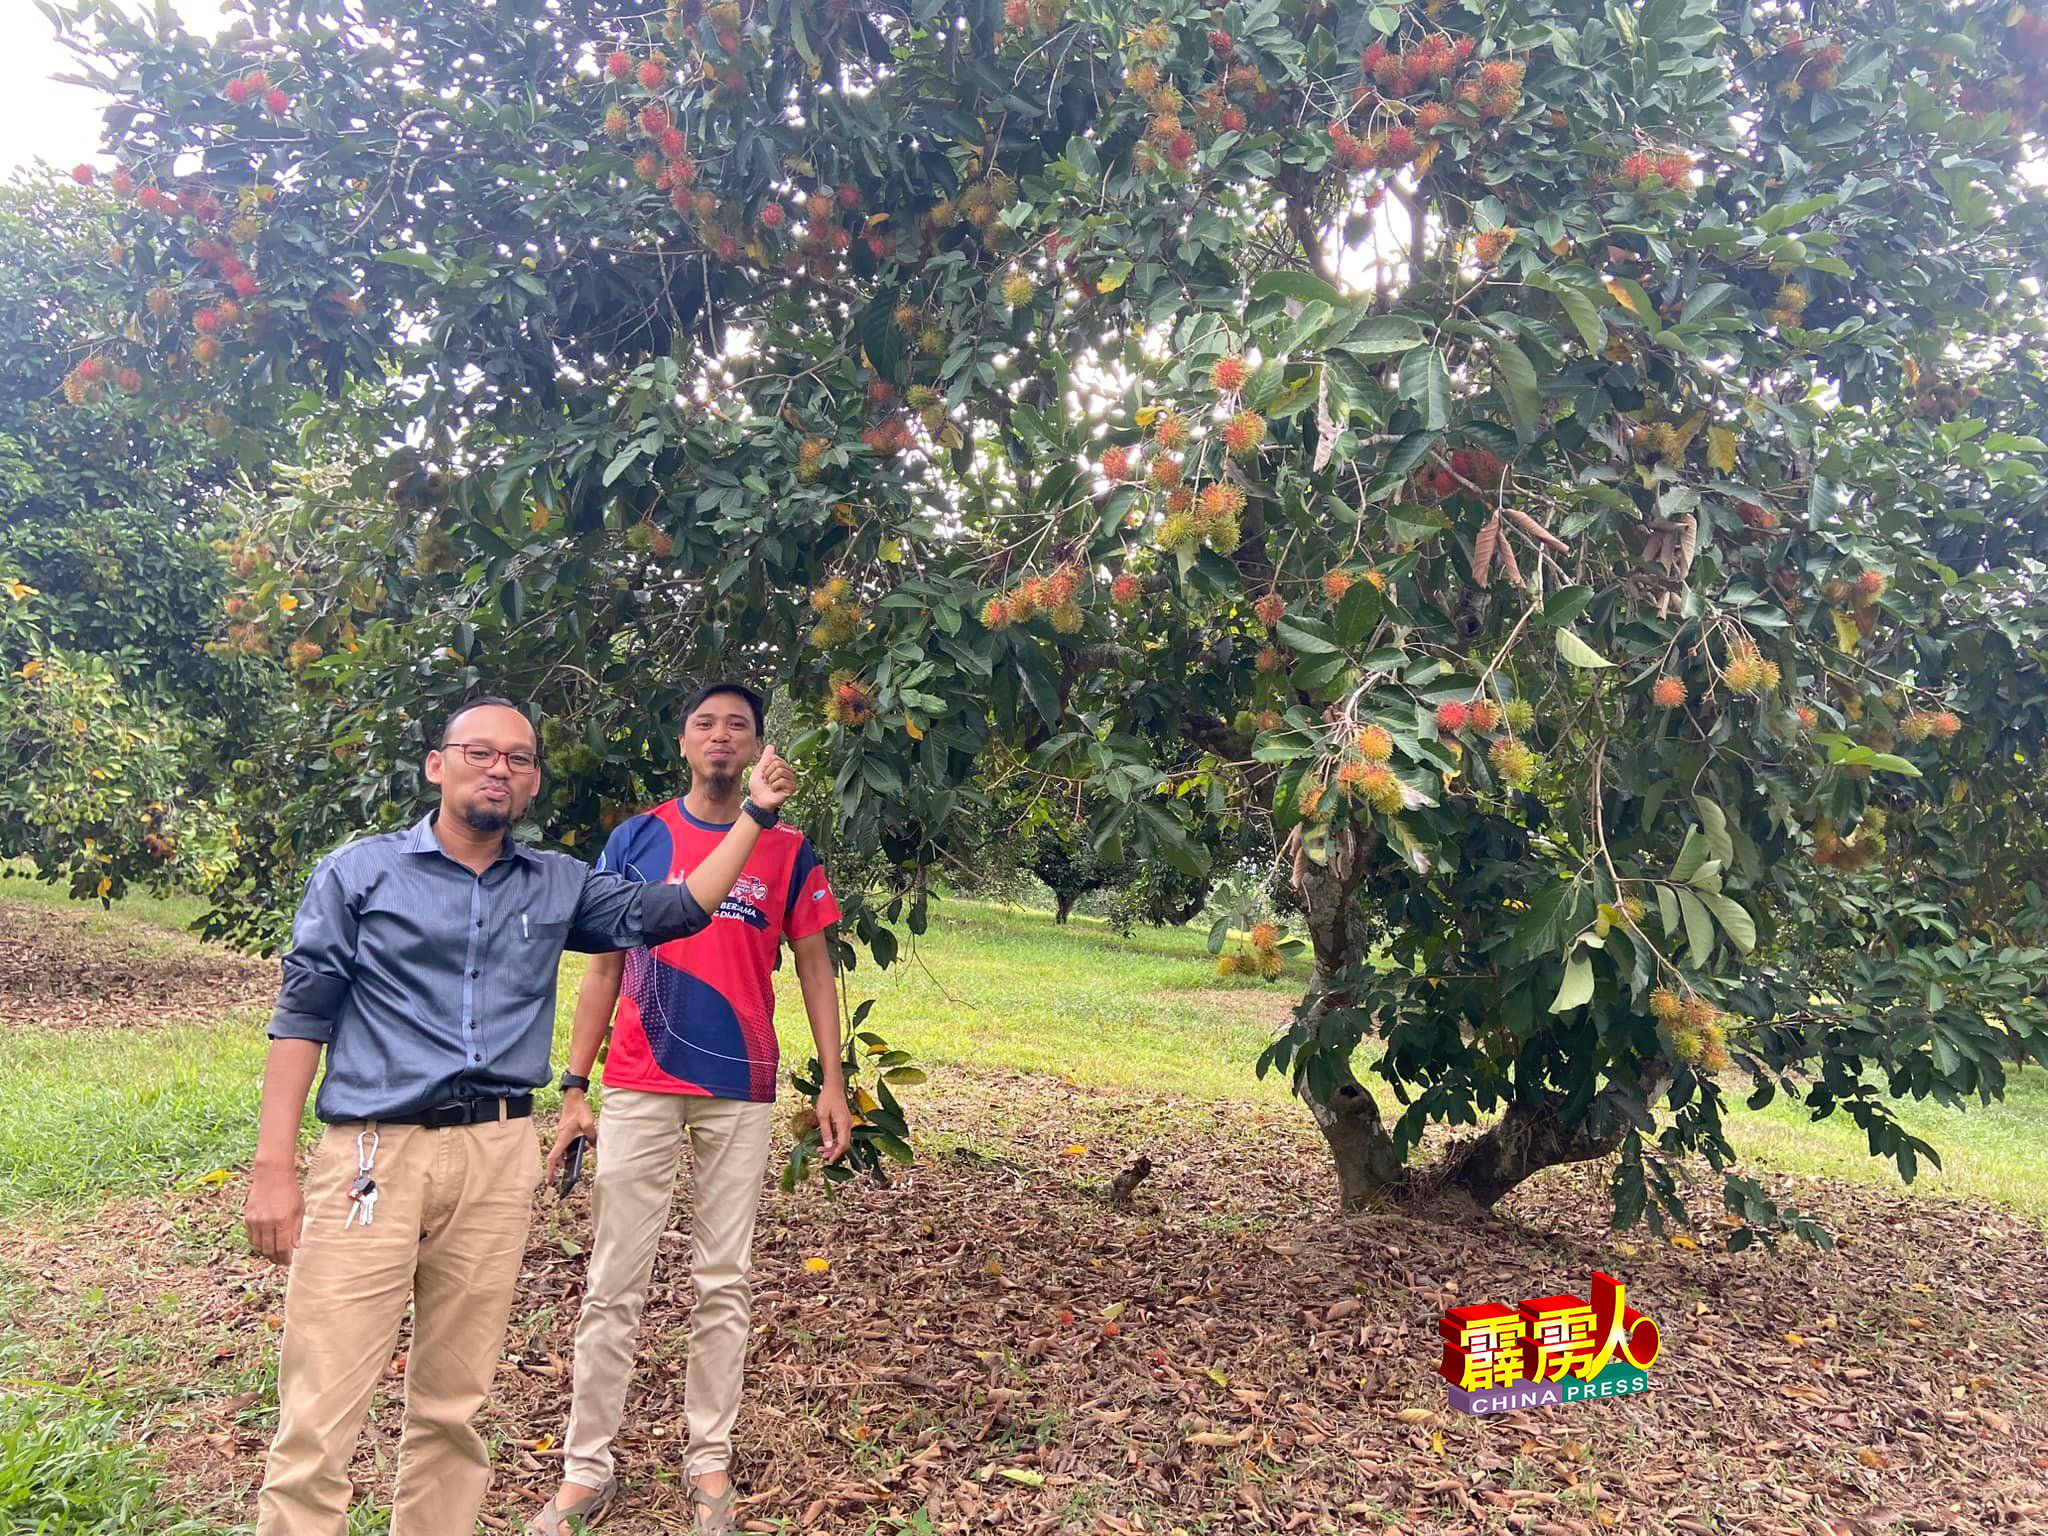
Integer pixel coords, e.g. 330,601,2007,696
529,682,851,1536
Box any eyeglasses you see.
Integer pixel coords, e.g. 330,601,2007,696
443,742,540,772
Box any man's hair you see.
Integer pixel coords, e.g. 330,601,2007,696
678,680,766,737
440,694,532,748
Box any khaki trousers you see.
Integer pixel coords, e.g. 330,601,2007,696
257,1113,541,1536
563,1089,774,1487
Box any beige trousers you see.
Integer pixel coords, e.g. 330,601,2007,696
562,1088,775,1487
257,1112,541,1536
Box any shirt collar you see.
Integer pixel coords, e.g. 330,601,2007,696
405,811,536,866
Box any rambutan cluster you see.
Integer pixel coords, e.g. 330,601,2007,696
1192,481,1245,551
1811,814,1883,872
859,416,916,457
1768,280,1808,330
1411,446,1506,501
1647,986,1731,1070
1765,32,1846,104
223,68,287,115
1221,409,1267,458
1335,756,1406,814
1473,227,1516,267
1909,380,1975,423
984,563,1087,632
1958,11,2048,130
1900,708,1962,745
1001,0,1067,36
61,357,113,407
1216,920,1285,980
78,175,277,401
1358,33,1482,101
808,578,863,648
1721,640,1780,695
824,671,876,728
1616,148,1698,197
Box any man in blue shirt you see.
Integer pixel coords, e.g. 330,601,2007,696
243,696,796,1536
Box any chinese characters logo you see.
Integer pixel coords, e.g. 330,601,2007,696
1438,1271,1661,1415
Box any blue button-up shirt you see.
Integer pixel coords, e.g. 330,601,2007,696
269,813,709,1122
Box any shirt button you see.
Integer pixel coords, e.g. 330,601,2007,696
470,968,480,978
473,1053,482,1063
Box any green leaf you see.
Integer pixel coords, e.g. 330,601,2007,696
1333,578,1385,646
1550,283,1606,351
1554,629,1614,668
1334,315,1425,359
1693,796,1733,867
1492,337,1541,444
1275,615,1341,655
602,442,644,486
1671,826,1709,885
1397,346,1451,432
1861,752,1924,778
1677,888,1714,969
1549,953,1594,1014
1250,270,1346,309
1679,283,1737,325
1541,585,1594,627
1655,882,1680,939
1699,893,1755,954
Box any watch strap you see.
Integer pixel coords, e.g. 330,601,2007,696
741,796,779,828
558,1071,591,1093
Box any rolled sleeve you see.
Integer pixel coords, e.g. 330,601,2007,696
269,857,358,1044
566,867,710,953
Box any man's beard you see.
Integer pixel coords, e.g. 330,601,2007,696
699,765,741,800
460,801,514,833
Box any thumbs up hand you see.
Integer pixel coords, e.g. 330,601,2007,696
747,743,796,811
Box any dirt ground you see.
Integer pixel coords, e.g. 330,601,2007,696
8,1065,2047,1536
0,898,272,1029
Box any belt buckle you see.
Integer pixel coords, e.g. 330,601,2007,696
426,1100,469,1129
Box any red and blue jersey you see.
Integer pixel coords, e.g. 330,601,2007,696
595,799,840,1102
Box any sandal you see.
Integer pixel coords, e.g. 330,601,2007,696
689,1480,738,1536
524,1477,617,1533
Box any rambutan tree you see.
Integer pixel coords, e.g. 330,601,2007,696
49,0,2048,1234
0,174,282,900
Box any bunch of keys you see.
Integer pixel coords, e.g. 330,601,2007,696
343,1129,380,1230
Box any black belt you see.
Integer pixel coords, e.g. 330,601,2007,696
371,1095,533,1129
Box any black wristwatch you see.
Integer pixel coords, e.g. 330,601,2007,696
741,795,779,828
558,1070,591,1094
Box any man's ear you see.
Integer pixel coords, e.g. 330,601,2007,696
424,748,446,787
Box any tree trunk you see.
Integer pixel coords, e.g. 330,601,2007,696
1289,824,1408,1210
1054,892,1075,924
1432,1097,1628,1210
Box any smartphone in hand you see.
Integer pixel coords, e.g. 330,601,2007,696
556,1135,587,1198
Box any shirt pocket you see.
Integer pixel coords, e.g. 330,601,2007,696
506,914,572,994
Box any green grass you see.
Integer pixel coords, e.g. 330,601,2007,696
0,1020,272,1215
0,1394,208,1535
0,870,213,936
1726,1064,2048,1220
764,900,1302,1104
